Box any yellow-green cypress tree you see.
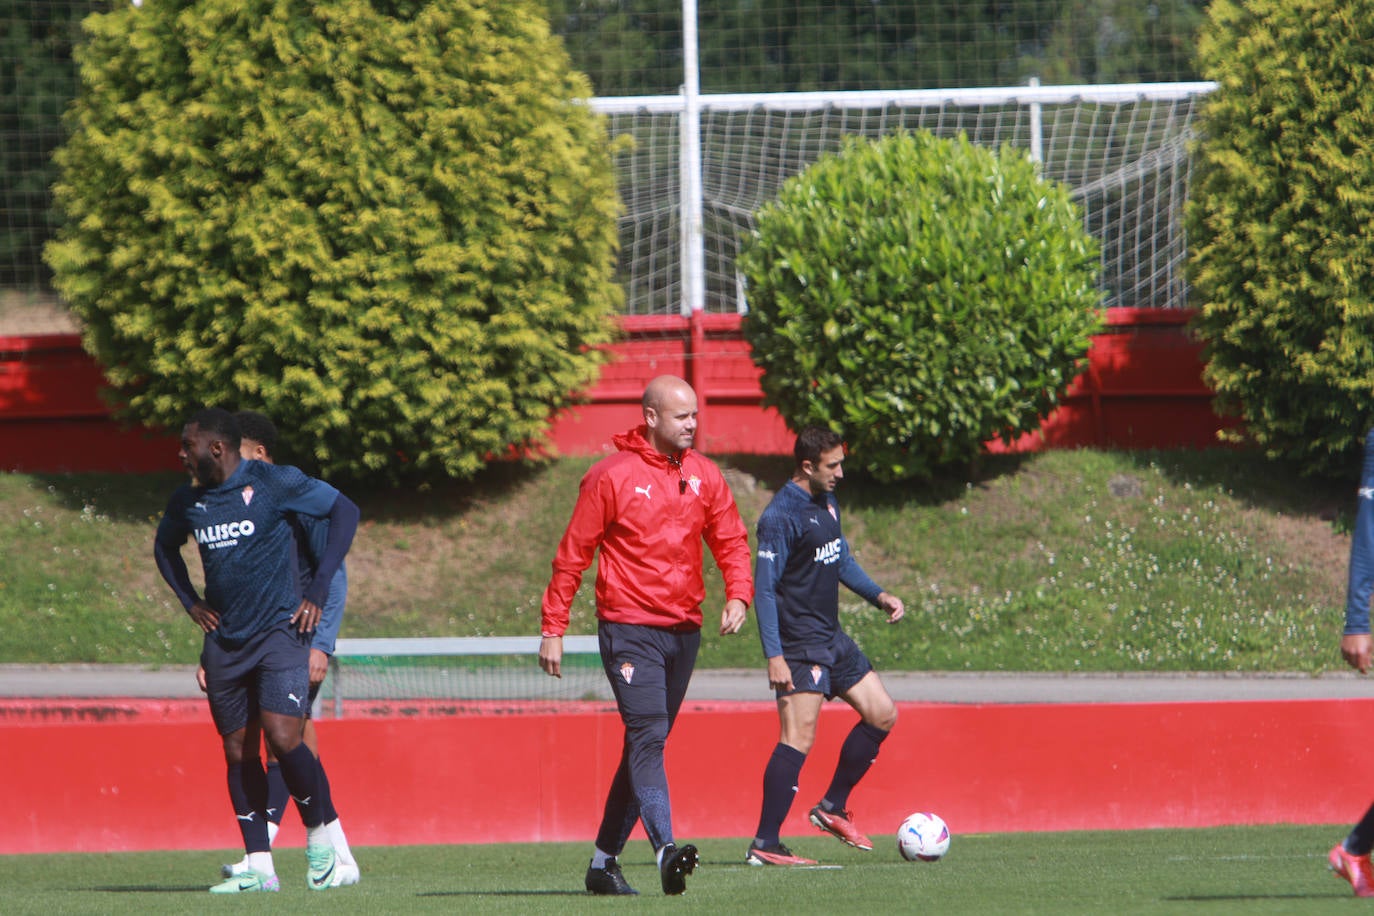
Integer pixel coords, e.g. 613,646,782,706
1189,0,1374,475
46,0,621,482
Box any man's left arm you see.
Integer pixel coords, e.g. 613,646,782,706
282,475,359,631
837,537,904,623
700,469,752,634
306,494,359,608
311,564,346,671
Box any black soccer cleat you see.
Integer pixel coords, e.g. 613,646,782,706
658,843,698,895
585,856,638,896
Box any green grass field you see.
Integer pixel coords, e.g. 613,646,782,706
0,825,1360,915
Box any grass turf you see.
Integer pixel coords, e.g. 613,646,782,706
0,825,1359,914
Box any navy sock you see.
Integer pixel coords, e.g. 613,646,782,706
754,743,806,846
276,742,326,829
316,756,339,823
1348,802,1374,855
822,721,888,812
264,761,289,827
227,759,271,853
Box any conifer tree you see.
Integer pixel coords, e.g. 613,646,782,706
1189,0,1374,475
46,0,621,481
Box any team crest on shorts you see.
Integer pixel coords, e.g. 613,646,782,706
620,661,635,684
810,665,823,685
242,486,254,506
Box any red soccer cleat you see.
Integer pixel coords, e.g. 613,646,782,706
745,842,818,867
808,805,873,851
1330,843,1374,897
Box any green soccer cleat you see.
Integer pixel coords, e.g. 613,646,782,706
306,841,338,891
209,869,279,893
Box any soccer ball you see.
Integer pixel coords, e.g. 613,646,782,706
897,812,950,862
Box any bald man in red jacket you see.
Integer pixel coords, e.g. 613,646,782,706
540,375,753,896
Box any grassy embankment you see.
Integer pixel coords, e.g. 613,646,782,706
0,447,1354,672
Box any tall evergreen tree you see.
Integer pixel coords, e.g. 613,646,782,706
46,0,622,482
1188,0,1374,475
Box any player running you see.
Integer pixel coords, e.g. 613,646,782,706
154,407,359,893
746,426,905,866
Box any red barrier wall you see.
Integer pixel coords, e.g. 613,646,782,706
0,309,1231,473
1,697,1359,855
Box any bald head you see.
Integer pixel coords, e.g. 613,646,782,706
642,375,698,455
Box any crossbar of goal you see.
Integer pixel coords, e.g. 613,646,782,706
324,635,603,717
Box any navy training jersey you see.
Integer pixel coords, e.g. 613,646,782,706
156,459,339,648
753,480,883,662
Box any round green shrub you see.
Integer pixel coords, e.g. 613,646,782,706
1188,0,1374,477
45,0,621,482
738,129,1103,481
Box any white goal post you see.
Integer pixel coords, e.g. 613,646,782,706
588,81,1217,318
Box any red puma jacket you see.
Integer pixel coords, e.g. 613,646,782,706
540,425,753,636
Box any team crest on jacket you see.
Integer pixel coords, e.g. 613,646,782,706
620,661,635,684
827,504,837,520
242,486,254,506
687,475,701,495
810,665,823,685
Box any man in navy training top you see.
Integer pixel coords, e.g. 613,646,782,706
205,410,359,885
539,375,753,896
746,426,905,866
154,407,359,893
1331,428,1374,897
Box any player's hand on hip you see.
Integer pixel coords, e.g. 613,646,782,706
540,635,564,678
720,598,748,635
187,601,220,633
1342,633,1372,674
292,599,322,633
879,592,905,624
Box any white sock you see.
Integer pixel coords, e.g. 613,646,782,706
266,821,279,845
247,851,274,876
326,818,356,867
306,824,330,848
590,847,614,869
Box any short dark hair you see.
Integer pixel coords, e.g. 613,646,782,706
188,407,241,450
234,410,278,458
794,426,844,468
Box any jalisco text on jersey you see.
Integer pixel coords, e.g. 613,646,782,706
814,538,842,565
195,520,256,546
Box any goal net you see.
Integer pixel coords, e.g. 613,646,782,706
318,636,611,718
591,82,1214,316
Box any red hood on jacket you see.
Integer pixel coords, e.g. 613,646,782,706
612,424,684,468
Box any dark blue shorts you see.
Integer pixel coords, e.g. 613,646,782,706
201,618,311,735
778,630,873,701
